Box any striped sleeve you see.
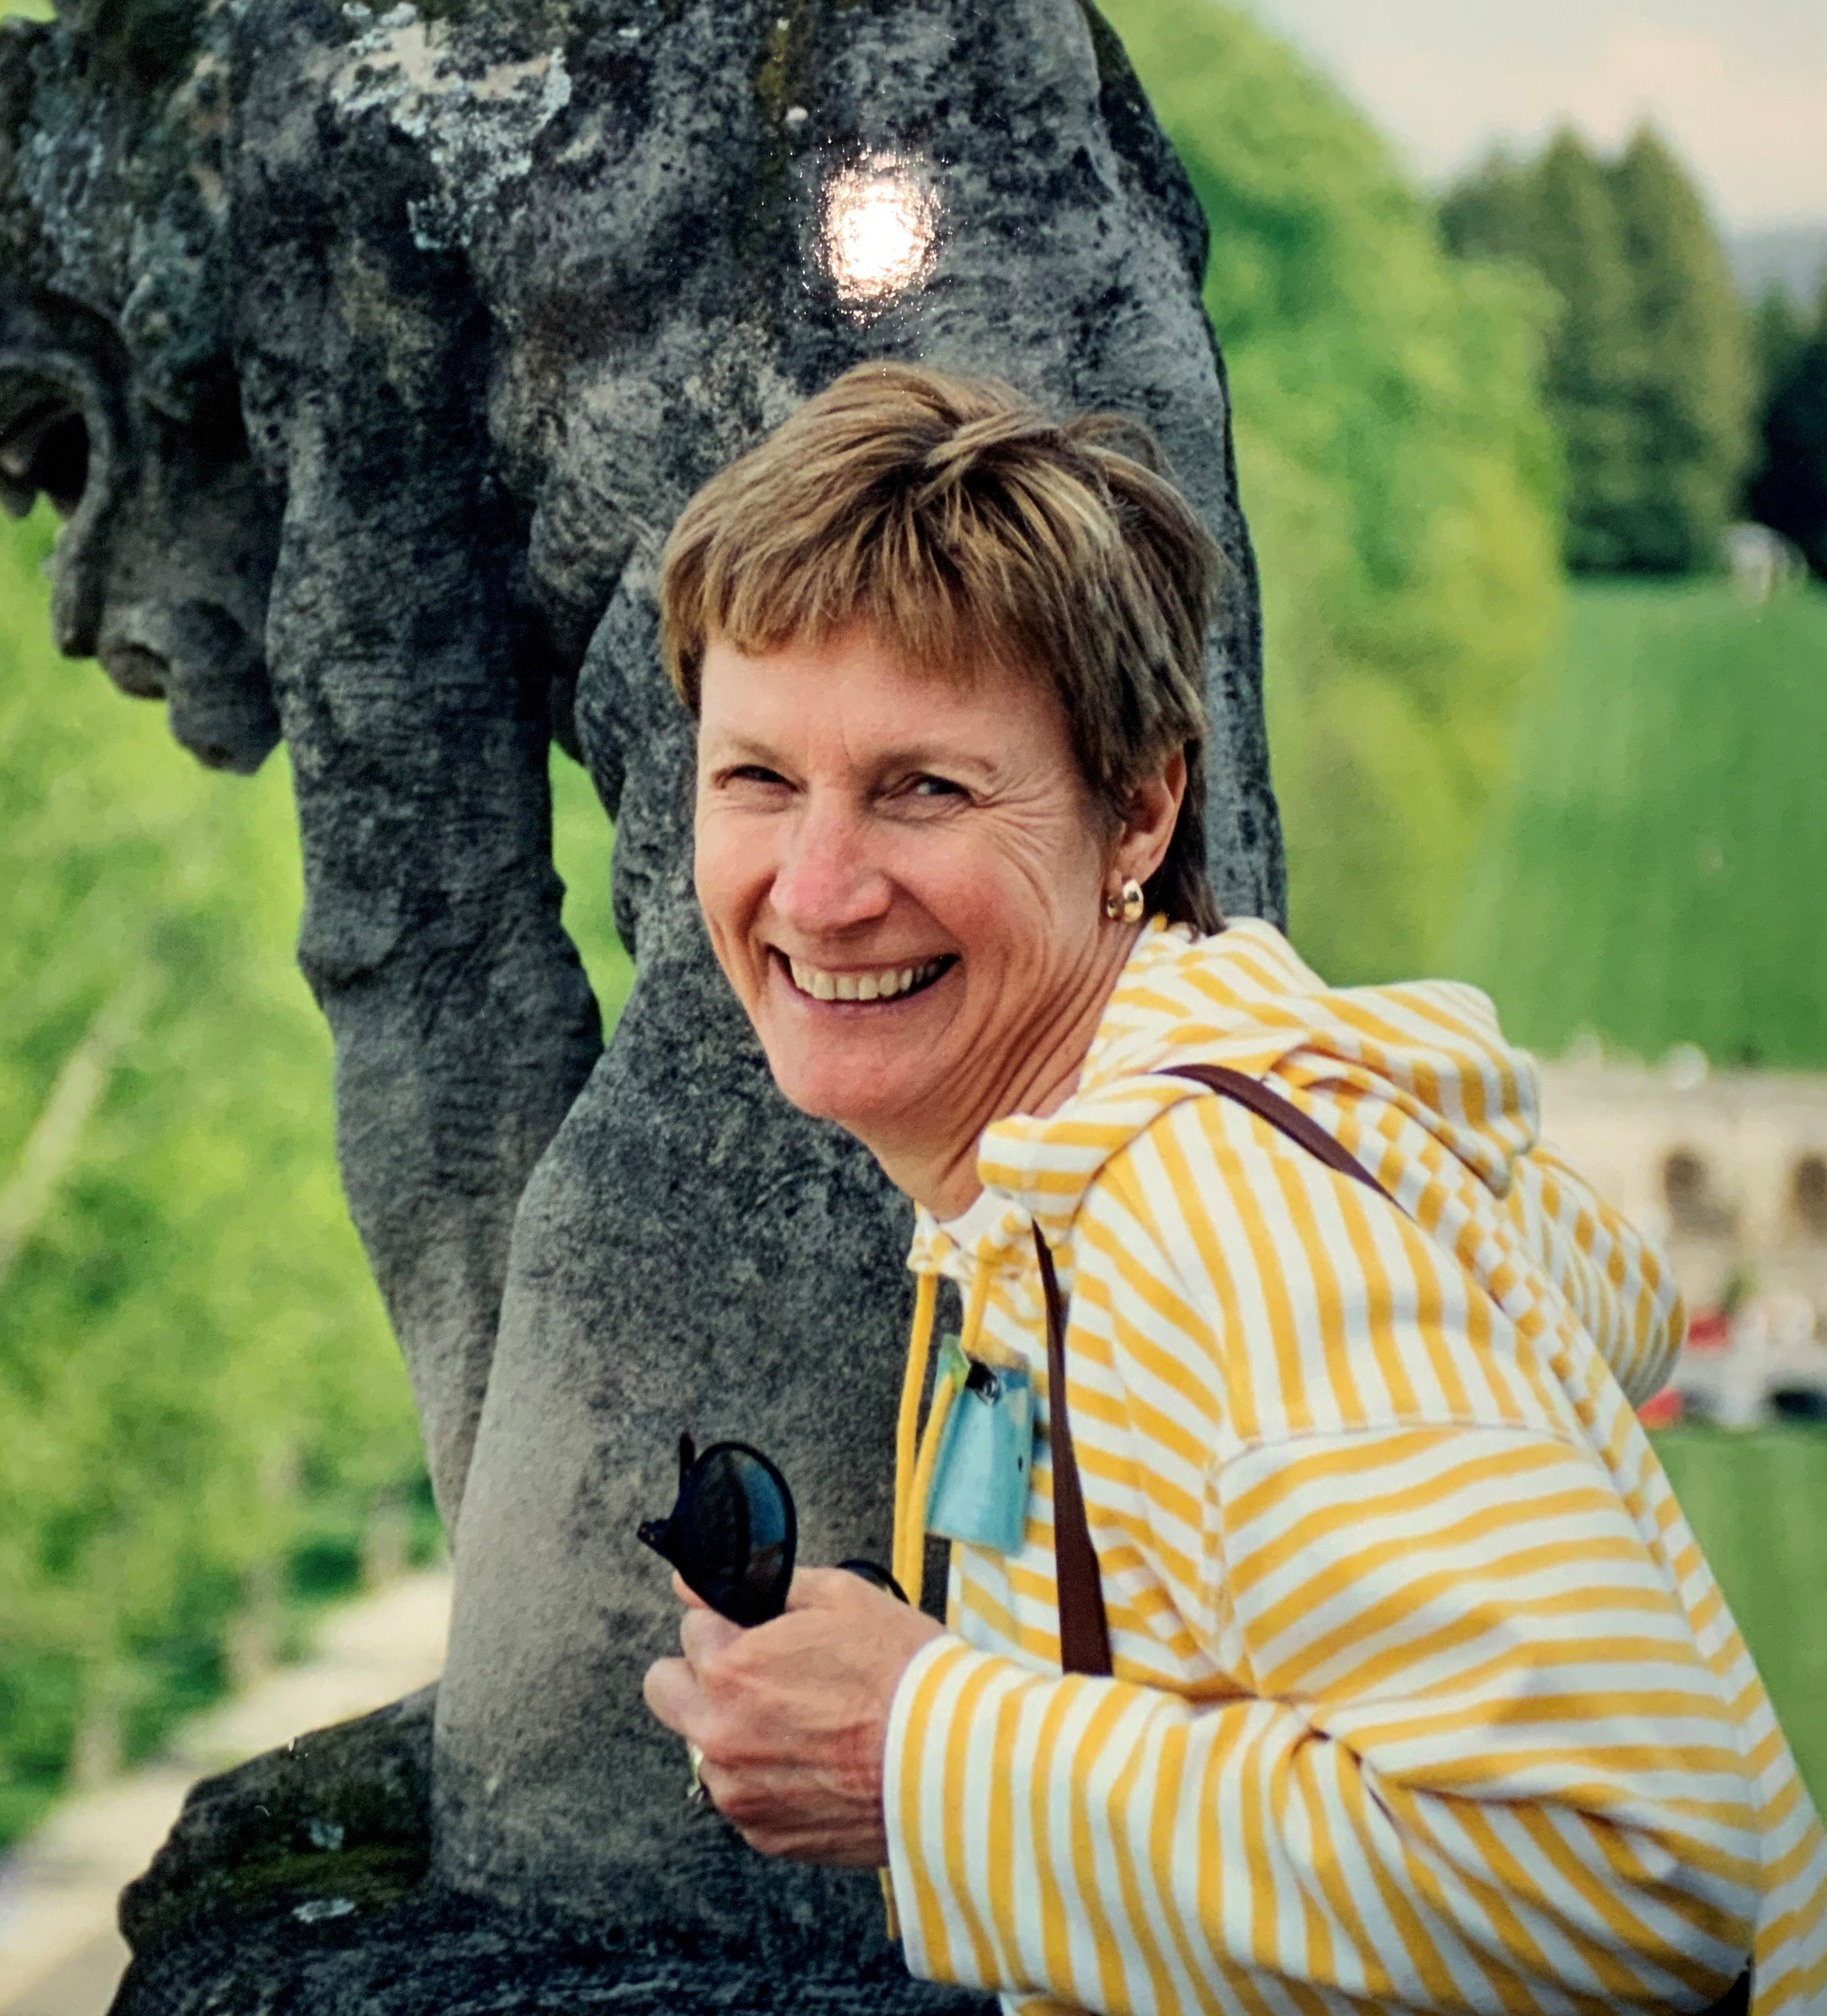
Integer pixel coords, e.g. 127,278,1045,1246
887,1423,1760,2013
883,1100,1768,2015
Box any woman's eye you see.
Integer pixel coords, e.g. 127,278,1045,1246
907,773,966,801
725,764,789,788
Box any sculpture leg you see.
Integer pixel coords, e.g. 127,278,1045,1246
241,231,602,1529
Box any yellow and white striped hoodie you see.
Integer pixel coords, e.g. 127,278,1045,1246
883,919,1827,2015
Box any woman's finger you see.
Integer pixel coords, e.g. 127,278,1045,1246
671,1569,712,1611
783,1563,892,1613
781,1565,841,1611
679,1603,744,1670
641,1653,705,1737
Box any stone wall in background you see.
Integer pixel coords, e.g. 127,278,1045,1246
1540,1060,1827,1427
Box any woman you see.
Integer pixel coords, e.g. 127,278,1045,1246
643,363,1825,2013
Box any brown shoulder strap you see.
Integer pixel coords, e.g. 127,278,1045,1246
1036,1064,1402,1678
1706,1972,1752,2016
1164,1063,1393,1202
1032,1227,1112,1678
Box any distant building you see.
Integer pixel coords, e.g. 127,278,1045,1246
1539,1056,1827,1426
1721,521,1806,604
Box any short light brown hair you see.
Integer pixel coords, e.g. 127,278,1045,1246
659,362,1224,933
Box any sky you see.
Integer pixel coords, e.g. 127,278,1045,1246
1246,0,1827,231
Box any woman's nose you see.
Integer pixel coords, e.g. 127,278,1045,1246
770,803,891,935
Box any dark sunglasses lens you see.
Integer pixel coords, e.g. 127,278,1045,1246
639,1443,795,1628
691,1447,793,1625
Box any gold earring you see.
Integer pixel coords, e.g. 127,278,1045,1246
1102,877,1144,924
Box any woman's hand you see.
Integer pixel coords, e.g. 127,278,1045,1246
643,1567,945,1867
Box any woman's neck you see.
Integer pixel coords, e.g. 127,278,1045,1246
873,923,1141,1223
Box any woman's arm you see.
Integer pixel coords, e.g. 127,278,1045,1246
643,1087,1790,2009
886,1417,1759,2013
647,1420,1763,2008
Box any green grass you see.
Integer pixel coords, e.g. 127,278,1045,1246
1652,1428,1827,1803
1453,579,1827,1068
550,749,635,1025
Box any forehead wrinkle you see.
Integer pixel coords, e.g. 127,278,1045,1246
811,709,1010,790
700,660,1046,795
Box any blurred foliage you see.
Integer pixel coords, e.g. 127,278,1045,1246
1453,577,1827,1071
1746,279,1827,582
1444,136,1636,571
1612,131,1757,569
1442,127,1754,576
1102,0,1562,981
1750,285,1813,403
551,755,633,1029
0,507,416,1845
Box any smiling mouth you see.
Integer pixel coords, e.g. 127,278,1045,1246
779,951,956,1004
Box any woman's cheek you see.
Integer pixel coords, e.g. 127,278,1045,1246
693,819,760,973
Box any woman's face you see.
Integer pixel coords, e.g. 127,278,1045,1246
693,624,1135,1165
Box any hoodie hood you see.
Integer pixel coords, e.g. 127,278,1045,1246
914,918,1682,1409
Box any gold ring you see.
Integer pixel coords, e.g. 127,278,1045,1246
685,1741,711,1810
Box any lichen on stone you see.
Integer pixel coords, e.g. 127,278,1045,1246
331,5,572,252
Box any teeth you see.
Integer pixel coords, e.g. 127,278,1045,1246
787,955,945,1003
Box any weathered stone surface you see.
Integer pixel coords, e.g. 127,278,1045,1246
0,8,280,771
115,1689,992,2015
1,0,1280,2000
119,1688,437,1955
117,1893,998,2016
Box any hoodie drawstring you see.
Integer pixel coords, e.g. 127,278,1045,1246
892,1261,994,1610
891,1273,938,1603
881,1257,1000,1937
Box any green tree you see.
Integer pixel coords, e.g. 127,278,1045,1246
1098,0,1561,981
1748,285,1810,416
1444,129,1641,570
1443,125,1754,575
1748,281,1827,581
1438,148,1536,268
1610,125,1754,571
0,509,422,1843
1530,131,1645,571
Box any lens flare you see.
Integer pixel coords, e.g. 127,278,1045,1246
818,154,938,310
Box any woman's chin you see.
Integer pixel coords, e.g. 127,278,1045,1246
763,1050,930,1145
752,963,961,1145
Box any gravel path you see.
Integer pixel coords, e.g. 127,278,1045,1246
0,1571,451,2016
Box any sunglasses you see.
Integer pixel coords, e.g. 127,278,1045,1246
637,1433,905,1625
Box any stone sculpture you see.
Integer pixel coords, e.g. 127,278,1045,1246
0,1,1280,2005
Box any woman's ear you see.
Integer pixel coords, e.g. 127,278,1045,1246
1116,747,1187,887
